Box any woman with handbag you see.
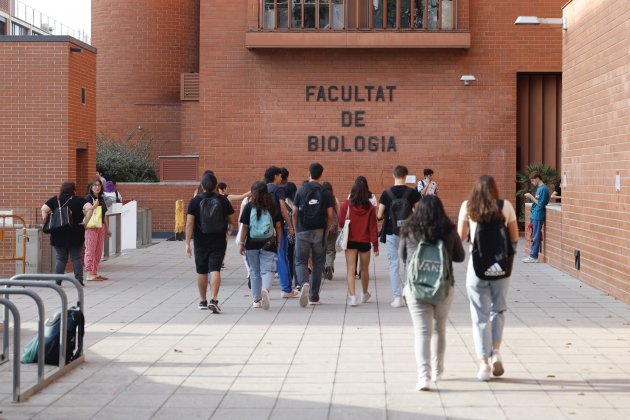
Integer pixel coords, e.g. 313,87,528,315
41,182,87,286
399,195,465,391
338,179,379,307
457,175,519,381
238,181,283,310
322,182,339,281
83,178,111,281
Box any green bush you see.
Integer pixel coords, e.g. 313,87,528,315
96,129,159,182
515,163,560,222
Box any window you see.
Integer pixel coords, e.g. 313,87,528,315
81,87,86,105
0,17,6,35
11,22,28,35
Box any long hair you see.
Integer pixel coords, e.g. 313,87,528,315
250,181,277,219
87,177,104,200
466,175,505,223
321,181,338,213
349,179,371,210
400,195,454,243
355,176,373,196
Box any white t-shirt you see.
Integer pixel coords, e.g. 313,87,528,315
458,200,517,245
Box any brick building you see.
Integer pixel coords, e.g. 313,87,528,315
91,0,628,301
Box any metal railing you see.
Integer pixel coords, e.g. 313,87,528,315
258,0,456,31
0,214,27,274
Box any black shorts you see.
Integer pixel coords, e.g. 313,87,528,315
193,242,226,274
347,241,371,253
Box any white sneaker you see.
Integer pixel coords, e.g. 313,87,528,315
261,290,270,310
416,378,431,391
522,256,539,263
477,364,491,381
299,283,310,308
348,295,357,306
390,297,403,308
491,351,504,377
281,289,299,298
308,300,320,306
431,371,443,382
252,301,262,308
361,291,371,303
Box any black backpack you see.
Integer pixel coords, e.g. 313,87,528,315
199,193,226,234
386,188,413,235
22,307,85,366
299,184,325,230
471,200,515,280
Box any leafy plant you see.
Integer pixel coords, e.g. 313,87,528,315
515,163,560,222
96,129,159,182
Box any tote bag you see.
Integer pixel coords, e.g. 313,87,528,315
43,197,73,234
335,206,350,253
86,205,103,229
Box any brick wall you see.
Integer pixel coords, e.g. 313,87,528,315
193,0,564,223
92,0,200,156
558,0,629,302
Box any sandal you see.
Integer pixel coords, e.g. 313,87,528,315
95,274,108,280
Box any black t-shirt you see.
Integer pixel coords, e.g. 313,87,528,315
293,182,333,231
45,194,87,248
267,183,286,225
378,185,421,235
239,203,282,251
187,192,235,247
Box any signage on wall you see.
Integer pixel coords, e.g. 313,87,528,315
305,85,397,153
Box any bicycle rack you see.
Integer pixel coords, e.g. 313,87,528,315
1,274,85,402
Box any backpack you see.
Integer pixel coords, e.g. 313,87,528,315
21,307,85,366
386,188,413,235
406,239,451,303
299,184,325,230
249,207,274,241
199,193,226,234
471,200,515,280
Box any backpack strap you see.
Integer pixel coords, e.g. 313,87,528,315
385,188,396,202
497,199,504,210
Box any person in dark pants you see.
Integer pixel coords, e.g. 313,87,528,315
41,182,87,286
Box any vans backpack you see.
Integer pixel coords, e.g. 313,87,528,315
406,239,451,303
249,208,274,241
199,194,226,234
386,188,413,235
300,184,325,230
471,200,515,280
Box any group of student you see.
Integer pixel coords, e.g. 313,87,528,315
185,163,555,391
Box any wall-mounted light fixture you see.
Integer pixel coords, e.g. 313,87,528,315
460,75,476,86
515,16,567,30
70,47,83,53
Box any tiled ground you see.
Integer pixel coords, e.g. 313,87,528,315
1,239,628,419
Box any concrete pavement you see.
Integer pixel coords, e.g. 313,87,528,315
1,238,628,419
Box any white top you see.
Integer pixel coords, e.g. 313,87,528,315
458,200,517,243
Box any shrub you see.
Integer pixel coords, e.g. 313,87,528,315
96,129,159,182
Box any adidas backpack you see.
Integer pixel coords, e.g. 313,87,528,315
386,188,413,235
300,184,325,230
199,193,226,234
406,239,451,303
249,207,274,241
471,200,515,280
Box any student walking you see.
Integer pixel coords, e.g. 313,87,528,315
338,179,379,306
83,178,111,281
322,182,340,281
457,175,519,381
292,163,334,307
377,166,421,307
523,171,550,263
186,171,236,313
238,181,283,309
399,196,464,390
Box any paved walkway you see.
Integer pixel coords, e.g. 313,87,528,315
1,239,629,419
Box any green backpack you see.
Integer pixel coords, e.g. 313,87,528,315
406,239,451,303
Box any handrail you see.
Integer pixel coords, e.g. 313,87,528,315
2,280,68,367
11,274,83,310
0,298,21,402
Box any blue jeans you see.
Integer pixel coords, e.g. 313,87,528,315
466,258,511,360
530,219,543,258
54,245,83,282
277,226,292,293
246,249,276,302
386,234,403,298
295,228,325,302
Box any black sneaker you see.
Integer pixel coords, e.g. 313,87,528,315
198,300,208,310
208,299,222,314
